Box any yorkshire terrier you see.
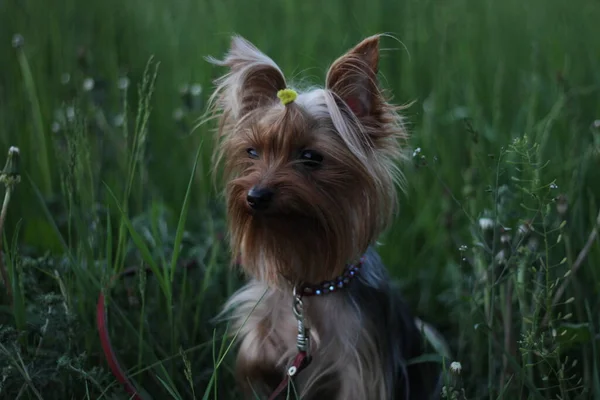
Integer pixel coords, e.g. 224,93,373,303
207,34,441,400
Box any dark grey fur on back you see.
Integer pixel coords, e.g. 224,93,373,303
344,247,441,399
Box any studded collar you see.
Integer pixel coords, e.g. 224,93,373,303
296,256,365,297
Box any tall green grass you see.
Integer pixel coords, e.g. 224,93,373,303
1,0,599,398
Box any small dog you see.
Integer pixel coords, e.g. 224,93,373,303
207,34,441,400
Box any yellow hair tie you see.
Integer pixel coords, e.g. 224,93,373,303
277,88,297,106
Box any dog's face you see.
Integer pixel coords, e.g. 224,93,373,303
208,35,407,287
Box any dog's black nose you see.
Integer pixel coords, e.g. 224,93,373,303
246,186,274,210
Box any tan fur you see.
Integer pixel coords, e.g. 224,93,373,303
223,281,388,399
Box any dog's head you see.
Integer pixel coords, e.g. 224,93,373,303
208,35,408,287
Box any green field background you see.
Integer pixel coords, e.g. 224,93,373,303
1,0,600,398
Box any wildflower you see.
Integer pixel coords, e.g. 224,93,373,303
51,121,61,133
82,78,95,91
65,106,76,122
518,223,530,235
118,77,130,90
422,96,434,113
113,114,125,127
60,73,71,85
1,147,21,185
550,183,558,189
449,361,462,375
6,147,19,171
556,194,568,215
11,34,24,49
412,147,422,158
190,83,202,96
172,108,184,121
478,217,494,230
458,245,468,252
495,250,506,265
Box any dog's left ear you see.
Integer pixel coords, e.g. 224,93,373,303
208,35,287,120
325,35,381,118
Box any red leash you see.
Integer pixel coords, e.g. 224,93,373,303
96,261,200,400
267,351,311,400
97,288,143,400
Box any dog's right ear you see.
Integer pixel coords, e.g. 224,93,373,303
325,35,381,119
207,36,287,120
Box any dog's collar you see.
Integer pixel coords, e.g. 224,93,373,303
296,256,366,297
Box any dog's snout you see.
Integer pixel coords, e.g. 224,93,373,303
246,186,274,210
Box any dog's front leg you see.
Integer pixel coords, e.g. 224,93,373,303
234,321,287,398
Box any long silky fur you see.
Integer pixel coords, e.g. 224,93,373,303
207,34,441,399
221,247,441,400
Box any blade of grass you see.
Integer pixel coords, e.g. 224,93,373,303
14,42,52,195
202,288,268,400
114,56,160,275
26,173,69,253
104,183,169,298
585,301,600,400
156,376,183,400
169,140,204,283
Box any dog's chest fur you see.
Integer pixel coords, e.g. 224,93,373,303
225,280,388,400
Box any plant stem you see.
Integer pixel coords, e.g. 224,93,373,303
0,146,20,302
542,207,600,327
0,185,13,302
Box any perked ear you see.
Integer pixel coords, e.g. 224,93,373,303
208,35,287,120
325,35,381,118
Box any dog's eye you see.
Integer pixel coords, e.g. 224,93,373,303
247,148,259,159
299,150,323,167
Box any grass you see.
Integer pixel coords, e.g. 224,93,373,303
1,0,599,398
